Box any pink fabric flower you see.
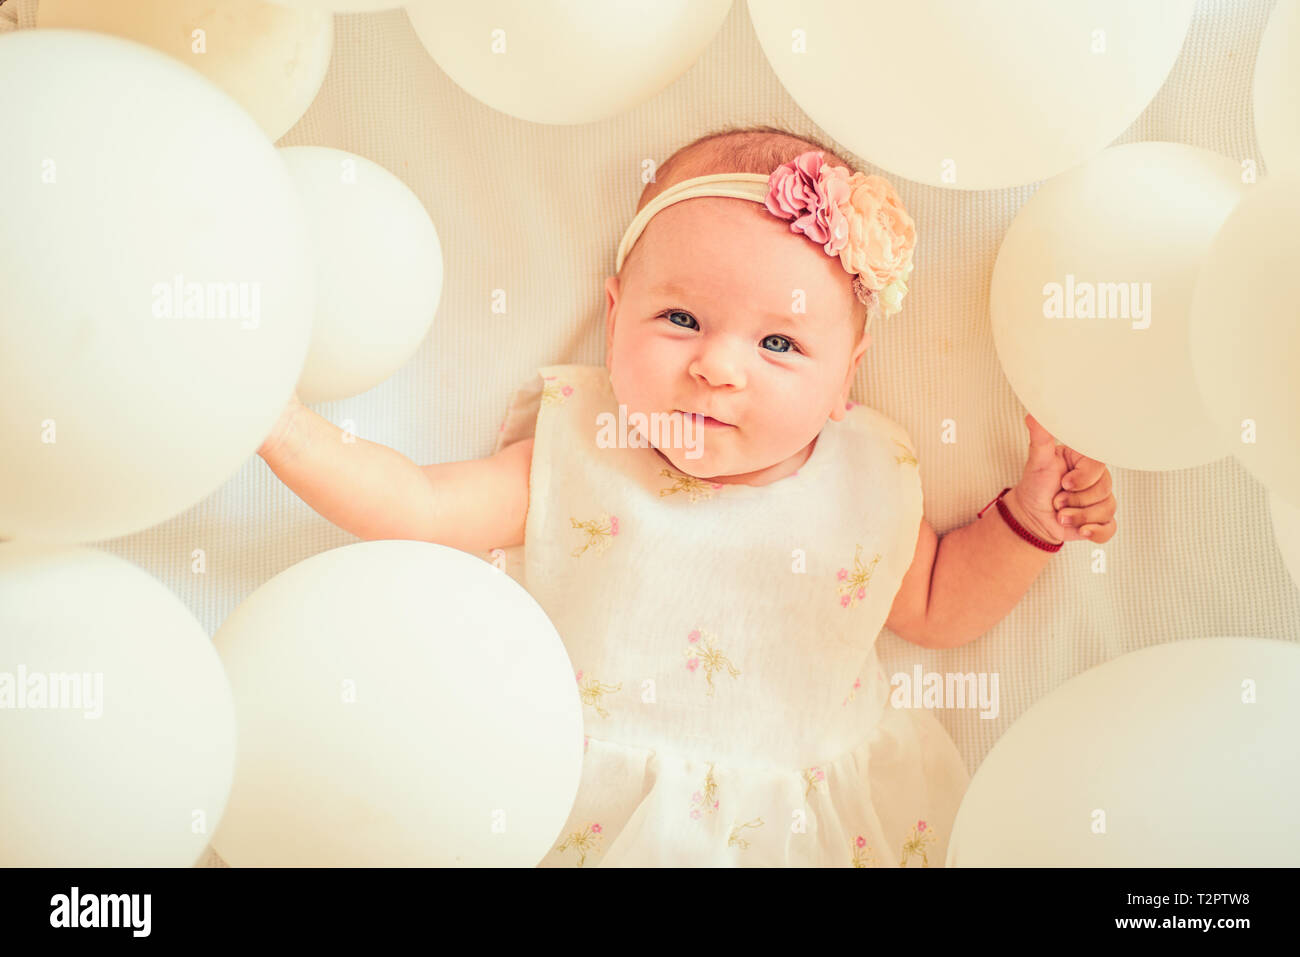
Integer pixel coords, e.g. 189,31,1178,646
575,670,583,681
591,823,603,833
853,678,861,689
686,657,699,671
856,586,865,599
815,769,825,781
690,808,701,820
855,835,866,848
688,629,700,643
561,385,573,396
766,151,853,256
609,515,619,535
837,568,848,581
840,595,850,608
917,820,927,832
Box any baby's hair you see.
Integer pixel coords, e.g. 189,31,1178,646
626,124,874,339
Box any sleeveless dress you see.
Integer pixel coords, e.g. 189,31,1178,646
491,364,970,867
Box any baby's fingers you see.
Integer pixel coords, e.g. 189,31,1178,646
1052,469,1112,510
1058,496,1117,539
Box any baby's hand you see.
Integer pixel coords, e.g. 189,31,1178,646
1010,413,1118,545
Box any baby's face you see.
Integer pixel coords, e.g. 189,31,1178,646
605,197,870,485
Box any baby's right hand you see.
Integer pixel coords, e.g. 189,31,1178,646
258,390,302,459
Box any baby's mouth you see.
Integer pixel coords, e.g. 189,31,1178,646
675,409,736,429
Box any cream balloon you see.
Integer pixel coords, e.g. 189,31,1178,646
947,637,1300,867
1269,491,1300,594
280,146,443,403
989,142,1246,470
748,0,1195,190
1189,174,1300,507
210,540,583,867
0,543,237,867
0,30,315,544
37,0,333,142
1253,0,1300,176
407,0,732,125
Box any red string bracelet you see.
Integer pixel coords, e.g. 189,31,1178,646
978,486,1062,553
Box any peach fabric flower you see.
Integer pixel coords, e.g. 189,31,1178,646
837,173,915,289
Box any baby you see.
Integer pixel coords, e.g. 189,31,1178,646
258,126,1118,868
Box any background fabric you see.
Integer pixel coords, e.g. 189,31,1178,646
5,0,1297,837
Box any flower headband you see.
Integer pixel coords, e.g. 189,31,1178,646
615,149,916,329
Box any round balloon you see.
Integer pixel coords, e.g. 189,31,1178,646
947,637,1300,867
748,0,1195,189
407,0,732,124
1189,173,1300,508
1269,491,1300,594
280,146,443,403
210,540,583,866
0,30,315,544
0,543,237,866
990,142,1246,470
1253,0,1300,176
37,0,334,142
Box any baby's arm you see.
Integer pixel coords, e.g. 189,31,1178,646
258,395,532,552
886,414,1117,649
885,501,1056,650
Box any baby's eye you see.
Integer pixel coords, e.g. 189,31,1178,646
662,309,699,330
761,334,798,354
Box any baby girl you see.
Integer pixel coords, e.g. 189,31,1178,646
257,125,1118,867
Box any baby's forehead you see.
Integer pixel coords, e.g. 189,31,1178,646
632,199,849,299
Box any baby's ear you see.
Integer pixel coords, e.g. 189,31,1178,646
604,275,620,368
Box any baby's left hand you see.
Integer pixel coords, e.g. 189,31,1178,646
1011,413,1118,545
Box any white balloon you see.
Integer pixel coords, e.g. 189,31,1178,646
1189,173,1300,507
0,543,237,867
748,0,1195,190
990,142,1245,470
210,541,583,866
1269,491,1300,595
407,0,733,124
36,0,334,142
280,146,443,403
1253,0,1300,176
0,30,315,544
947,637,1300,867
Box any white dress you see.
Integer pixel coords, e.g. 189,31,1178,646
492,364,969,867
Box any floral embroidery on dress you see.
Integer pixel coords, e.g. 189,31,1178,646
570,513,618,557
727,818,764,849
684,628,741,696
657,468,723,503
836,544,881,608
689,765,720,819
841,676,863,707
850,834,878,868
540,375,575,405
576,670,622,719
893,438,918,466
554,822,603,867
802,767,827,798
899,819,934,867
